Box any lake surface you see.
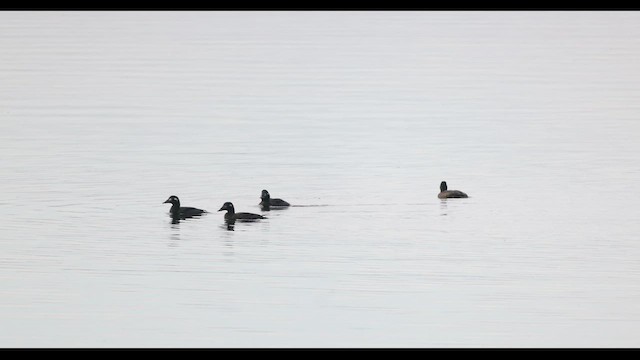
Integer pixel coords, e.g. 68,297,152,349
1,11,640,348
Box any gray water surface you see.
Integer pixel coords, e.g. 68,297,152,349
1,11,640,347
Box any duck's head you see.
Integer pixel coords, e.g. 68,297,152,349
440,181,448,192
261,189,270,200
163,195,180,205
218,202,234,212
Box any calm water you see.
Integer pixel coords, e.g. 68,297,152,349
1,11,640,348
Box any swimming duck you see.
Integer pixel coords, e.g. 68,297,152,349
163,195,207,218
218,202,266,221
438,181,468,199
259,189,290,208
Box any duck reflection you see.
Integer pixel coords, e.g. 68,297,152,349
440,200,448,216
224,218,236,231
169,213,205,224
167,218,181,245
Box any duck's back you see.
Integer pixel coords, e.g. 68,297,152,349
180,206,206,216
438,190,468,199
235,212,266,220
269,198,290,207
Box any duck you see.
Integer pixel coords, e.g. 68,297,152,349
438,181,468,199
163,195,207,218
218,202,266,221
259,189,290,208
